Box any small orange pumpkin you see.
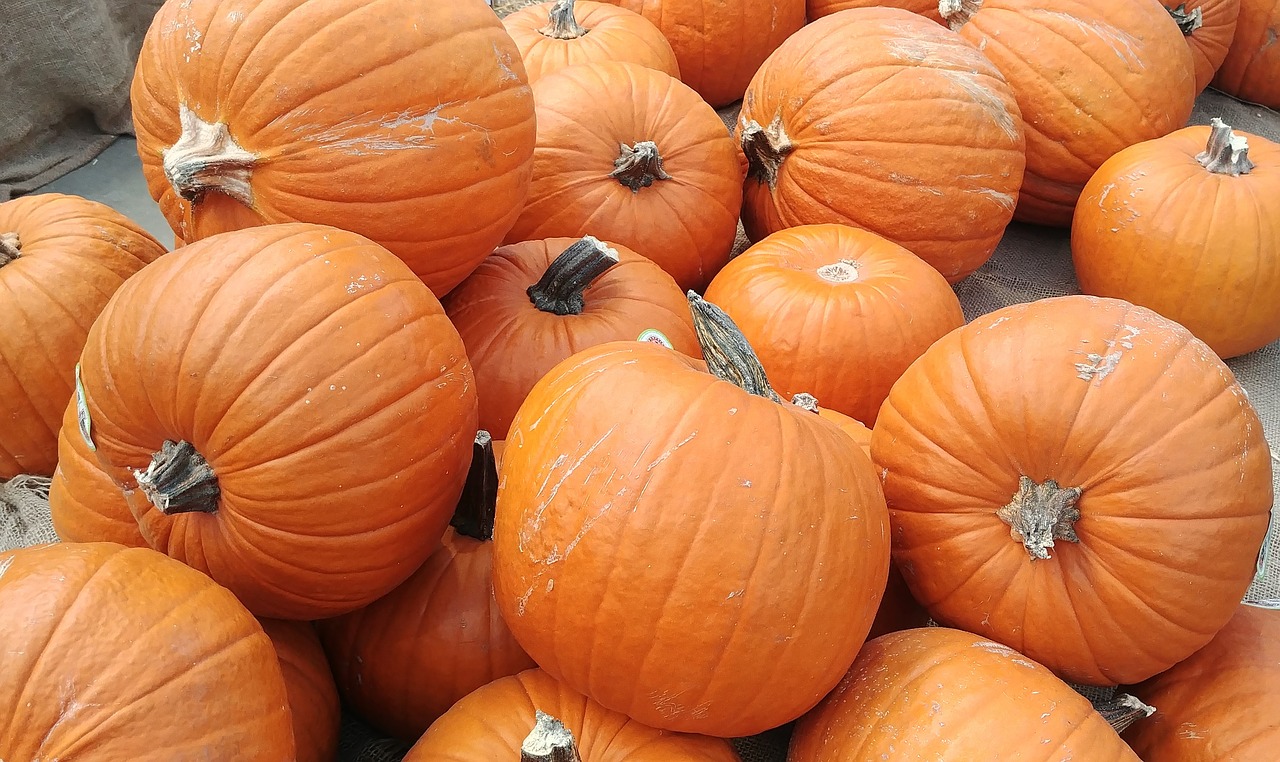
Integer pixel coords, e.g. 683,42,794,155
504,0,679,83
1161,0,1243,91
807,0,943,22
49,399,145,547
260,619,340,762
1213,0,1280,107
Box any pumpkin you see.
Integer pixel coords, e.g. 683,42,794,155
260,619,340,762
1162,0,1242,91
942,0,1198,226
1123,604,1280,759
505,61,743,292
703,224,964,425
404,668,737,761
131,0,536,296
789,627,1142,760
0,193,165,479
1072,119,1280,359
75,223,478,620
49,398,145,546
1213,0,1280,107
493,293,891,737
597,0,805,107
318,432,537,742
0,542,294,759
444,236,699,438
871,295,1273,686
807,0,944,22
504,0,680,83
737,9,1026,283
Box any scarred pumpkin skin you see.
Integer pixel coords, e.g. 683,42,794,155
1213,0,1280,107
0,193,166,479
807,0,943,22
1161,0,1242,91
76,223,479,620
789,628,1141,761
504,0,680,83
404,669,738,761
0,542,295,760
260,619,340,762
49,398,146,547
1124,605,1280,760
871,296,1273,686
737,9,1027,283
131,0,536,296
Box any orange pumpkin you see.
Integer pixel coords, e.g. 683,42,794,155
318,432,537,742
49,398,145,547
0,193,165,479
1124,604,1280,759
737,9,1026,283
260,619,340,762
504,0,679,83
807,0,943,22
1214,0,1280,107
871,296,1273,686
131,0,536,296
75,223,478,620
505,62,743,291
0,542,294,759
444,236,699,438
943,0,1197,226
704,224,964,425
1162,0,1242,91
1072,119,1280,359
790,628,1141,760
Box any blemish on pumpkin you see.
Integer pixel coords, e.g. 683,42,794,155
1264,28,1278,50
970,188,1014,211
938,70,1019,142
226,10,244,22
1039,11,1144,70
493,43,521,83
0,556,11,580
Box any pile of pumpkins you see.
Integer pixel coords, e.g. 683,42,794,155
0,0,1277,759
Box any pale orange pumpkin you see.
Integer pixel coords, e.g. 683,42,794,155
260,619,340,762
807,0,943,22
1213,0,1280,107
1161,0,1242,91
504,0,679,83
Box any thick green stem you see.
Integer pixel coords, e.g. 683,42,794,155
610,141,672,192
1167,4,1204,35
688,291,781,403
538,0,587,39
450,430,498,542
133,440,220,515
740,117,793,189
996,476,1083,560
1094,694,1156,734
526,236,619,316
1197,118,1255,176
0,232,19,267
520,711,582,762
939,0,982,30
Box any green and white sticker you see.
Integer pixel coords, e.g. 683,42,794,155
75,363,95,452
637,329,673,349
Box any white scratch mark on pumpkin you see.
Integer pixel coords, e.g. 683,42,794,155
1098,183,1117,205
1074,324,1140,382
226,10,244,22
493,43,520,82
1038,11,1144,70
525,426,618,543
0,556,11,580
970,188,1015,210
646,430,698,472
938,70,1019,142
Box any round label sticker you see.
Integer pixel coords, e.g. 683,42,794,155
637,329,673,349
75,363,96,452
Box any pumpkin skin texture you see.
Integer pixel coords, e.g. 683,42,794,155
1214,0,1280,107
0,193,165,479
945,0,1197,226
871,296,1273,686
130,0,536,296
260,619,340,762
504,0,680,84
788,628,1142,761
1161,0,1243,91
599,0,805,107
49,398,145,547
1123,605,1280,760
807,0,943,22
0,542,295,760
1072,121,1280,359
404,669,738,761
703,224,965,425
444,236,699,438
75,223,479,620
505,62,743,292
737,9,1026,283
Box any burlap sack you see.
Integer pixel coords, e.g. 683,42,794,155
0,476,57,552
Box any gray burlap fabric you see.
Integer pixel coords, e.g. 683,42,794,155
0,476,57,552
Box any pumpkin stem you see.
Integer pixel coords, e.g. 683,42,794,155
610,141,672,192
1094,693,1156,734
939,0,982,30
791,393,820,412
740,117,793,189
1196,118,1255,176
995,476,1083,560
688,291,782,403
527,236,620,316
817,260,859,283
1167,3,1204,35
133,440,221,515
520,711,582,762
0,232,20,267
451,430,498,542
163,104,257,206
538,0,587,39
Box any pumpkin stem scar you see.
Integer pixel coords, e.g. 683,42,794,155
688,291,783,403
520,711,582,762
996,476,1083,560
740,116,793,189
1196,118,1255,176
1094,693,1156,733
538,0,587,39
817,260,860,283
527,236,620,315
610,141,672,192
451,430,499,541
791,392,820,412
133,440,221,515
162,104,257,206
0,232,20,267
1167,3,1205,35
939,0,982,30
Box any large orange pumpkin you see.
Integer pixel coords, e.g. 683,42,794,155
1162,0,1242,91
493,293,891,737
598,0,805,107
75,223,478,620
318,432,537,742
505,62,743,291
0,193,165,479
260,619,340,762
131,0,536,296
0,542,295,759
703,224,964,425
807,0,944,22
1124,604,1280,759
49,398,145,547
871,296,1273,686
1072,119,1280,359
1214,0,1280,107
737,9,1026,283
444,236,699,438
789,628,1141,760
504,0,679,83
404,669,737,761
943,0,1197,226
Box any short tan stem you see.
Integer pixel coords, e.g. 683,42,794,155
520,711,582,762
0,232,20,267
791,393,820,412
740,117,793,189
1167,4,1204,35
1094,694,1156,734
163,104,257,205
688,291,782,403
996,476,1083,560
527,236,619,315
538,0,587,39
939,0,982,30
133,440,220,515
1196,118,1255,176
817,260,859,283
610,141,671,192
451,431,498,541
